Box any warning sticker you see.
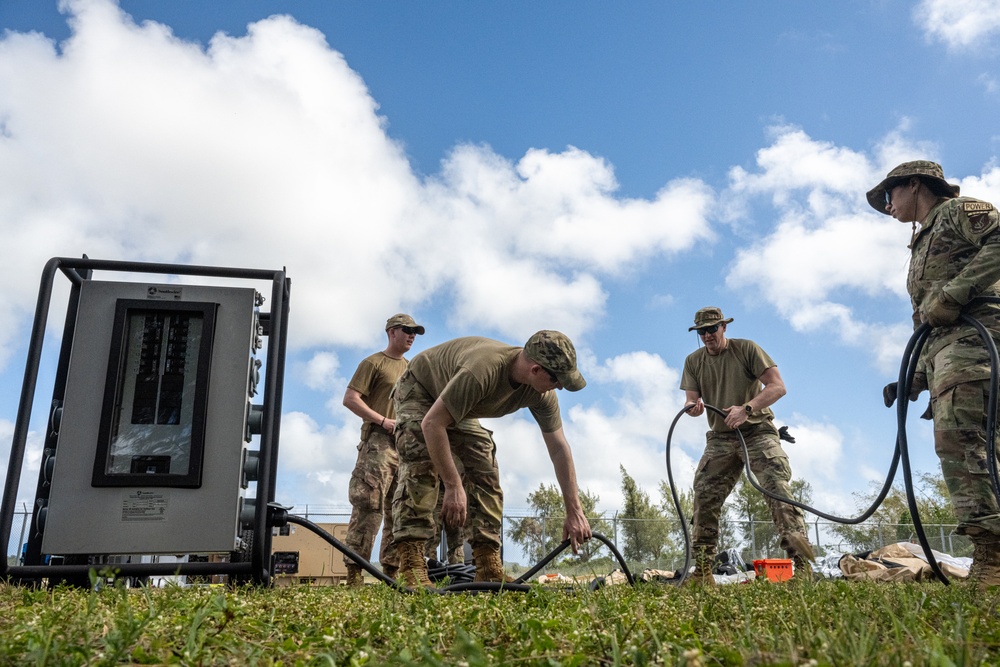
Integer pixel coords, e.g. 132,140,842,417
121,490,169,522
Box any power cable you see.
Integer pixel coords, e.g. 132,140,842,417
277,511,636,593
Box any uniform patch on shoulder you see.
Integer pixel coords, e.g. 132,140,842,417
963,201,995,213
969,214,992,234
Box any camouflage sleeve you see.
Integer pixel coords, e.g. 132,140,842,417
940,199,1000,305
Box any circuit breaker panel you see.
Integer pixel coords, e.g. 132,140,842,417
41,281,261,555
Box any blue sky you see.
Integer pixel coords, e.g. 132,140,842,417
2,0,1000,555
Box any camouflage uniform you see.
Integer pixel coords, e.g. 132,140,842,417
345,428,400,569
429,495,469,563
867,160,1000,585
390,332,585,584
681,334,808,566
905,193,1000,542
691,422,807,555
393,370,505,548
344,350,408,572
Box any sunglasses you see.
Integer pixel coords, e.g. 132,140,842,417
542,367,559,383
697,324,721,336
884,180,906,205
397,326,419,335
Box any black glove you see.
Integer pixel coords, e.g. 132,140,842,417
883,382,898,408
921,402,933,420
778,425,795,443
883,381,924,408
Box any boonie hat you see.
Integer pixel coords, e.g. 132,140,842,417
385,313,425,335
688,307,734,332
524,330,586,392
866,160,961,214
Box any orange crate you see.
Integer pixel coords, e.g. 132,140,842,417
753,558,793,582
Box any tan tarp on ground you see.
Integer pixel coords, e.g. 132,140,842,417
838,542,969,582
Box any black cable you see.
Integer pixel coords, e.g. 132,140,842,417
893,323,947,583
959,307,1000,504
665,407,693,585
427,559,475,584
512,533,635,586
285,514,635,593
285,514,398,586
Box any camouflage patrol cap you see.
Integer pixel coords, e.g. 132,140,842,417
385,313,425,334
524,330,586,392
866,160,961,214
688,306,734,332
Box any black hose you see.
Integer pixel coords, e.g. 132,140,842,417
512,532,635,586
427,559,475,584
285,514,635,593
893,323,947,583
665,407,693,585
959,309,1000,504
285,514,398,586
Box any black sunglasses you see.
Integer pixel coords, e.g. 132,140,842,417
542,367,559,383
697,324,721,336
884,180,906,205
398,326,419,335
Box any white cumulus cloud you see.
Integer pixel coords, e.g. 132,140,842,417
914,0,1000,51
0,0,715,372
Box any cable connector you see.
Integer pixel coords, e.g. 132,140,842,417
267,502,293,528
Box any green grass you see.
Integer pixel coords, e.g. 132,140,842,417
0,577,998,666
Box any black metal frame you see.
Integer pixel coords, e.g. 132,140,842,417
0,257,290,586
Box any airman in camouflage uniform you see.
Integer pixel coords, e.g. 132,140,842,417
868,160,1000,587
681,307,814,584
341,314,424,586
391,331,592,587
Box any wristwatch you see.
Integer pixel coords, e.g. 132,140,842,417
743,404,753,415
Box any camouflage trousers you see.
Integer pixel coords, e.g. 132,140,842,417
429,496,471,564
692,421,807,557
344,430,399,569
929,377,1000,541
392,370,504,549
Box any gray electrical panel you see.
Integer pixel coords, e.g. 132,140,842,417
41,281,261,555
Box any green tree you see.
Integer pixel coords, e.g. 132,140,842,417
619,466,671,564
507,483,610,564
656,481,695,567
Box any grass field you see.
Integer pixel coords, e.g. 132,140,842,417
1,575,998,666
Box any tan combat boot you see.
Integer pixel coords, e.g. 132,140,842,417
396,539,433,588
686,548,717,586
345,563,364,587
785,533,816,581
968,541,1000,588
472,543,510,583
